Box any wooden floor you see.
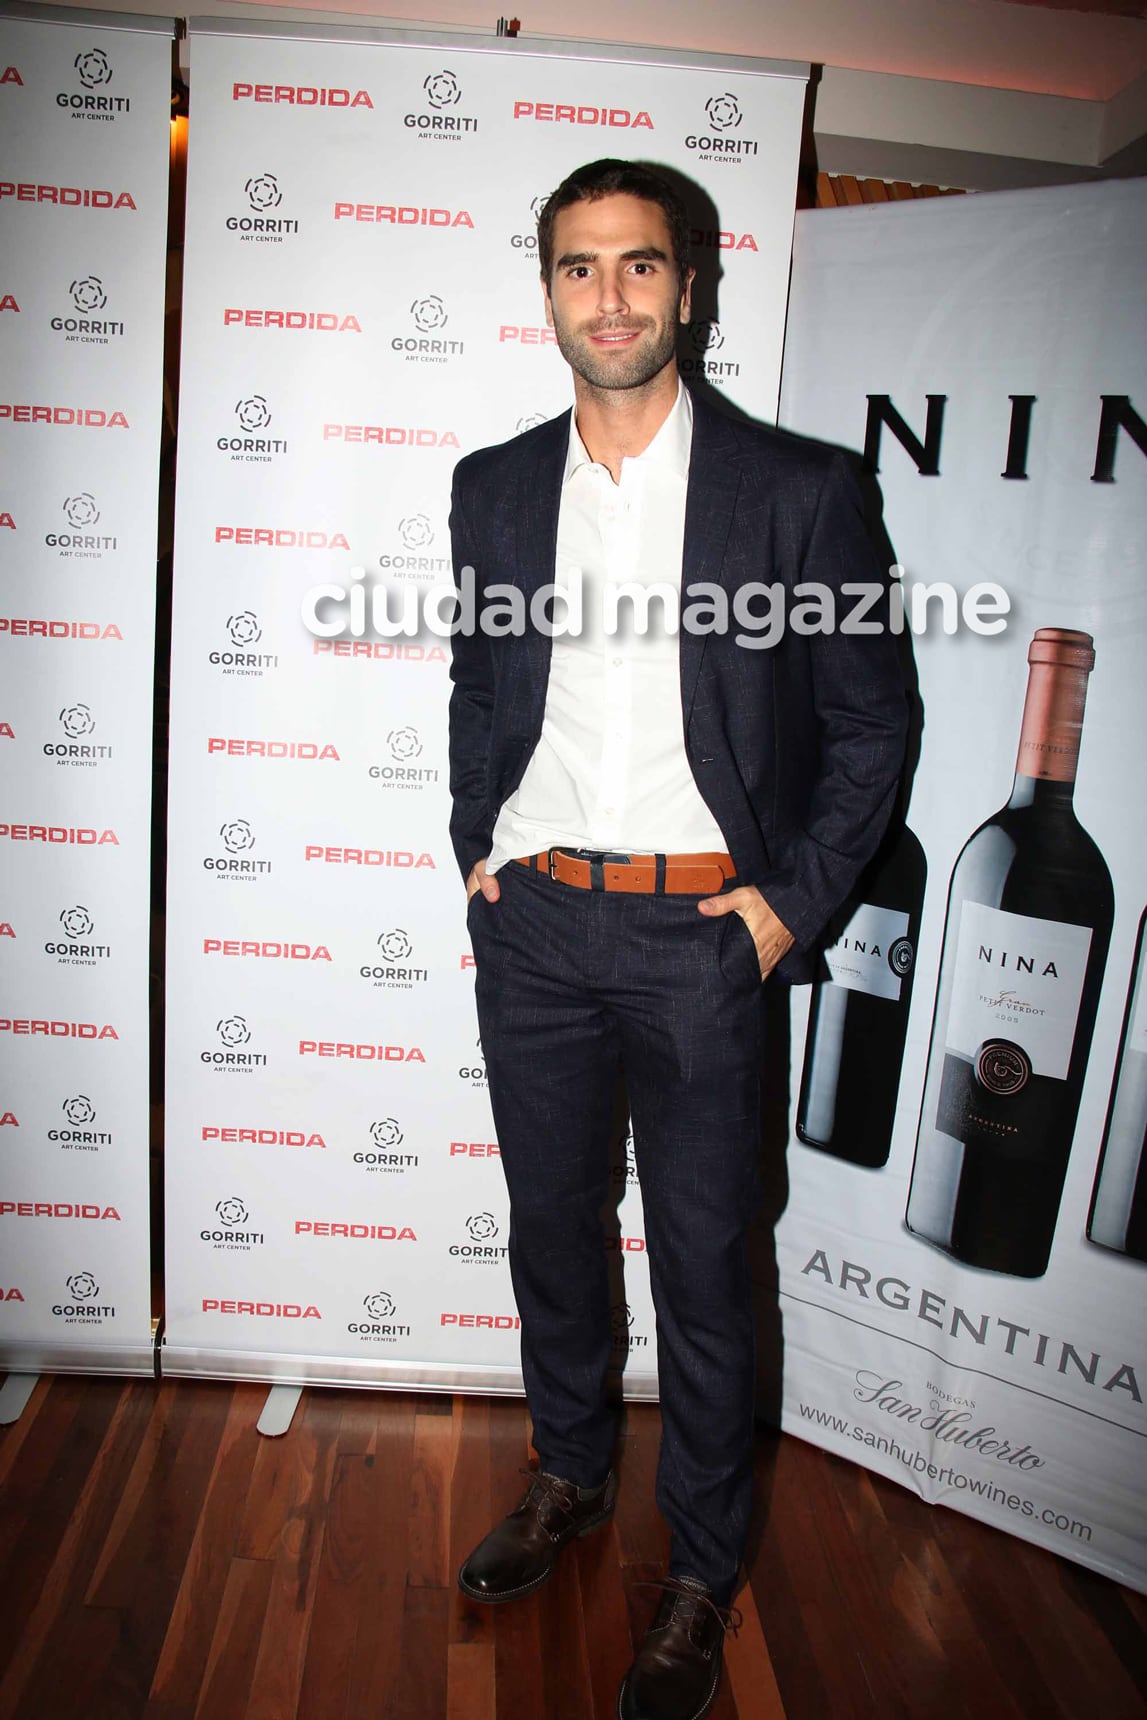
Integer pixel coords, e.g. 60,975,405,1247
0,1377,1143,1720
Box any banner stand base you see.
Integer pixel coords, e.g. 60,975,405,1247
257,1383,302,1438
0,1374,40,1426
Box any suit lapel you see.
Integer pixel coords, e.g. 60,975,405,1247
680,392,743,724
513,411,569,713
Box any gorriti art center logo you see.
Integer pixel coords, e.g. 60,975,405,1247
364,1290,396,1318
204,1013,268,1073
351,1288,411,1341
404,68,477,139
66,1270,99,1299
235,395,271,432
64,1095,96,1126
52,277,123,343
74,49,112,90
686,92,758,161
392,295,463,362
400,514,433,550
411,295,448,334
510,193,551,258
47,493,115,560
70,276,106,313
54,1268,114,1321
388,725,422,762
680,320,741,389
206,612,277,678
372,1117,404,1149
221,818,255,854
64,492,99,528
60,702,94,738
57,48,129,121
219,394,286,462
228,611,261,647
704,92,742,131
216,1197,248,1227
226,173,298,243
45,702,111,767
47,902,109,966
424,70,461,109
689,319,724,354
206,819,271,883
202,1196,264,1249
246,173,281,211
516,412,547,434
377,929,412,963
466,1211,498,1242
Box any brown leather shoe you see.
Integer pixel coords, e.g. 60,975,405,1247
457,1466,617,1604
617,1578,741,1720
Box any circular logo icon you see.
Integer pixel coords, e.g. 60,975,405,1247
59,904,93,939
63,1095,95,1125
424,69,461,109
74,49,113,89
227,611,262,647
610,1302,635,1338
689,320,724,354
387,725,422,762
245,173,282,212
377,928,412,962
530,193,551,222
704,92,742,132
364,1291,396,1319
974,1040,1031,1097
70,277,107,314
888,937,915,978
217,1015,251,1047
216,1197,249,1227
466,1212,498,1242
516,413,547,434
411,295,448,334
59,703,95,739
220,819,255,853
64,493,99,528
65,1271,99,1300
371,1118,404,1149
235,395,271,432
399,514,434,550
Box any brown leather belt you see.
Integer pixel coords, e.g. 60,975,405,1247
514,849,736,895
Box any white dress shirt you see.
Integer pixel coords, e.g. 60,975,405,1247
487,383,728,873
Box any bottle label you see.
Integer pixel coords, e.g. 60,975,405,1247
947,902,1092,1082
824,903,912,1002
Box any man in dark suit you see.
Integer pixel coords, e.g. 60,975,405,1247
448,158,906,1720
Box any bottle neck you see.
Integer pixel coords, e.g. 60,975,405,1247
1014,660,1088,789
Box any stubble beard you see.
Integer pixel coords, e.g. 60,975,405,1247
552,315,680,394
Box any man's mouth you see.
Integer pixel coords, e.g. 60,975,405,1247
588,326,644,345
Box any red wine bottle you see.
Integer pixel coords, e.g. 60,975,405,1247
796,819,926,1167
906,629,1113,1278
1087,907,1147,1264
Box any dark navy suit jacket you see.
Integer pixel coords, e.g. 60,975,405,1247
447,386,908,981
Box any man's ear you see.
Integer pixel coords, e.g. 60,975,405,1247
541,273,554,329
678,265,696,326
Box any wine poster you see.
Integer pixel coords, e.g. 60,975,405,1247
778,178,1146,1591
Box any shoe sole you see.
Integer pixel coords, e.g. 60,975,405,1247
616,1648,723,1720
456,1504,615,1605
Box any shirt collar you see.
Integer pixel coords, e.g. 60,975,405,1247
564,378,693,483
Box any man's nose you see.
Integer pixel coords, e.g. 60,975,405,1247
597,266,629,316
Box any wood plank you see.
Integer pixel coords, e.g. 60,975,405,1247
814,172,834,209
446,1641,495,1720
192,1557,274,1720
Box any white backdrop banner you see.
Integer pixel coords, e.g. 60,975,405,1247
0,1,172,1373
162,19,807,1388
779,178,1147,1590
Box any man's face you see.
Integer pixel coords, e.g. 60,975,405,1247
541,192,693,393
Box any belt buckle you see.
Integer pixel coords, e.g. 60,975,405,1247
546,848,561,879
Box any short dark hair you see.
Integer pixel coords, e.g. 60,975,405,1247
537,158,692,286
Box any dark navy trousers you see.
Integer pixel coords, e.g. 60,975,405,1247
467,859,765,1598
